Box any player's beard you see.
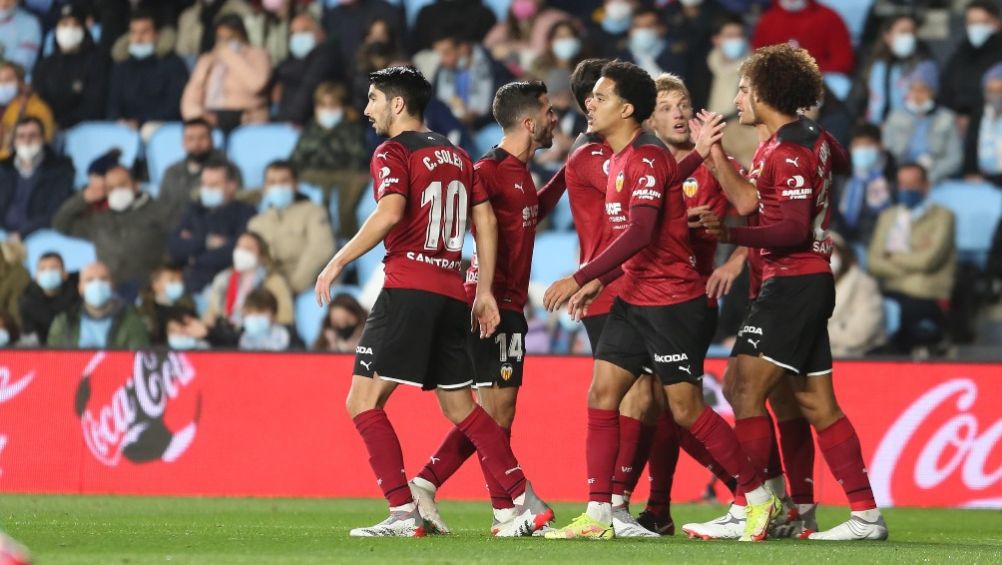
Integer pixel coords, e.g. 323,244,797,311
534,122,554,149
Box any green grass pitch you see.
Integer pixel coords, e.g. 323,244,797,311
3,495,1002,564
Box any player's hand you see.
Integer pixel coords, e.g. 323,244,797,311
691,112,725,159
314,258,344,307
706,259,742,299
699,210,730,243
543,276,581,312
687,204,711,228
472,291,500,338
568,279,603,320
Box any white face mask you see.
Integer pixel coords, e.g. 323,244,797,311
779,0,807,12
233,248,259,272
14,143,42,162
890,33,916,58
0,82,17,105
107,187,135,211
55,25,85,51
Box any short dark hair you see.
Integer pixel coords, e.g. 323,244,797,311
14,116,44,137
202,157,240,183
39,251,65,268
183,117,212,132
570,58,608,114
967,0,1001,19
244,288,278,314
215,13,248,42
368,66,432,119
0,60,25,82
265,159,298,181
739,44,823,116
898,162,929,183
130,6,159,29
631,7,661,23
851,123,882,144
713,13,745,35
492,81,548,131
600,60,657,123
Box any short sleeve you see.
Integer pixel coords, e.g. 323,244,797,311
471,161,494,205
626,146,672,209
773,145,815,203
371,141,409,200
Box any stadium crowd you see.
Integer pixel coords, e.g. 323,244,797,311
0,0,1001,357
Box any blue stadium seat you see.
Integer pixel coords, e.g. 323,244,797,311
531,231,579,285
483,0,511,21
227,124,300,189
296,285,363,346
355,242,385,288
818,0,873,46
883,297,901,337
548,195,574,231
461,232,476,260
146,123,225,189
929,180,1002,268
298,182,324,205
64,122,141,188
23,229,97,276
473,123,503,157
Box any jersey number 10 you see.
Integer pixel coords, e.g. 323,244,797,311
421,180,468,252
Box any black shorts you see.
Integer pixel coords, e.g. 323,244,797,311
582,314,609,355
469,309,527,389
353,288,474,390
730,273,835,376
699,304,719,356
594,297,708,386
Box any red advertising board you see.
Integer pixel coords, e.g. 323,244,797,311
0,350,999,508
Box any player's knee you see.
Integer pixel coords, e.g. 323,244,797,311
587,382,621,410
345,394,372,419
669,402,701,429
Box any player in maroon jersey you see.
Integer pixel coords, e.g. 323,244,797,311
313,66,552,538
540,60,780,541
405,81,560,536
699,45,888,541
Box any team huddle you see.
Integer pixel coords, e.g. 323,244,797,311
315,44,890,542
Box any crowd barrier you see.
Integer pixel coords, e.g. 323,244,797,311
0,350,999,508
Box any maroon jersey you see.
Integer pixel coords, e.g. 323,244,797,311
370,131,485,302
464,148,539,311
681,161,735,306
604,132,703,306
740,118,835,281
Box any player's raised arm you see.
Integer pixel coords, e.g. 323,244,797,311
470,200,500,337
693,110,759,215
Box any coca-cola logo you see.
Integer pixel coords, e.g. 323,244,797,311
74,351,201,466
870,378,1002,508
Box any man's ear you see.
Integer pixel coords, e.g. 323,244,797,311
620,101,635,121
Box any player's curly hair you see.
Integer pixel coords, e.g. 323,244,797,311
600,60,657,123
738,44,823,116
570,58,608,114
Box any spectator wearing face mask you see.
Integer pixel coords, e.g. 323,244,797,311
106,8,189,138
246,160,335,293
168,158,256,293
662,0,736,110
54,165,170,301
160,118,237,226
941,0,1002,123
164,309,212,351
0,117,74,241
828,233,886,358
237,287,294,351
483,0,571,76
589,0,637,56
431,27,514,129
835,123,897,245
31,4,109,130
314,292,366,352
202,231,293,330
48,260,150,349
244,0,294,65
0,0,42,72
858,15,934,125
0,61,55,160
176,0,252,60
136,263,197,346
751,0,854,75
321,0,404,69
963,63,1002,186
883,61,962,185
705,14,757,167
530,20,588,81
271,12,344,126
18,251,80,346
868,163,955,354
619,8,684,79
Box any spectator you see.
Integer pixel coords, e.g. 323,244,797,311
321,0,404,68
109,4,180,63
168,158,256,293
350,25,407,111
941,0,1002,123
237,287,293,351
751,0,854,75
835,123,896,244
31,4,109,130
483,0,571,76
244,0,292,65
529,19,588,80
868,163,956,353
18,251,81,345
53,165,169,301
48,260,150,349
290,82,368,233
247,160,335,293
136,262,197,346
181,14,271,132
703,15,756,166
106,8,189,137
272,12,344,126
619,8,685,80
0,0,42,71
802,83,853,151
176,0,251,60
859,15,934,125
587,0,637,56
411,0,497,53
164,309,211,350
829,233,886,357
963,63,1002,186
313,292,366,352
0,61,55,160
883,61,962,185
0,238,28,326
432,27,514,129
0,117,74,239
202,231,294,328
160,118,234,226
662,0,735,109
0,308,19,348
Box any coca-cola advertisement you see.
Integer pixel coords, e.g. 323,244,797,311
0,351,999,508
